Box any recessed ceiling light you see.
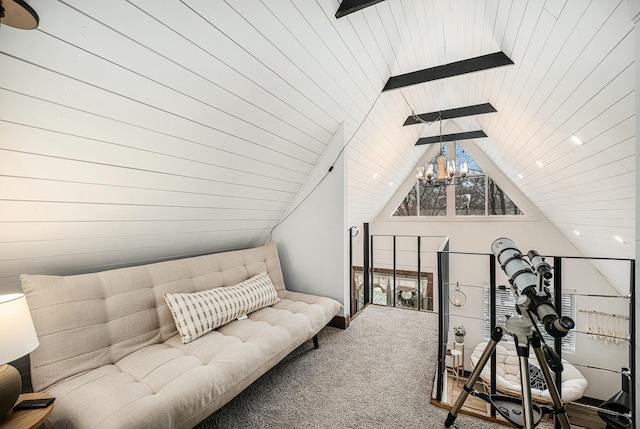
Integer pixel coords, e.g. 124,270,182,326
614,235,625,243
372,173,378,179
536,160,544,168
573,230,582,237
571,135,583,145
517,173,524,179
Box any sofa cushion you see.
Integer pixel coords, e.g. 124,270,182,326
44,293,341,429
164,271,279,344
21,242,286,392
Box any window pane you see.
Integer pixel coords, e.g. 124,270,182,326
483,287,575,352
419,181,447,216
456,143,483,175
488,178,523,215
456,176,486,215
393,183,417,216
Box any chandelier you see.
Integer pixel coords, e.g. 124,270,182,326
415,113,469,185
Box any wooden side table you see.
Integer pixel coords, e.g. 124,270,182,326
0,393,54,429
451,341,465,385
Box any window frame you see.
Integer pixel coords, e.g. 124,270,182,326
392,142,526,219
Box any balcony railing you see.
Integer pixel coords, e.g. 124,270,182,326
350,223,636,428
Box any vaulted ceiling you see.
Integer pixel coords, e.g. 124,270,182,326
342,0,635,290
0,0,635,291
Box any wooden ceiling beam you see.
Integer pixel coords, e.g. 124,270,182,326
383,52,513,91
415,130,487,146
335,0,386,18
403,103,497,126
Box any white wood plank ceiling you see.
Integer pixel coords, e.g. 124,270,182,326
0,0,635,292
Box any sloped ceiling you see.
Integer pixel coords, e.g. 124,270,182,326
0,0,635,292
344,0,635,292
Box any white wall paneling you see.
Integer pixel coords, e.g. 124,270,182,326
272,134,348,313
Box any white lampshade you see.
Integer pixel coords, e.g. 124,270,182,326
0,293,39,364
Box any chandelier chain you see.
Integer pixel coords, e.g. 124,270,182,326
399,89,441,125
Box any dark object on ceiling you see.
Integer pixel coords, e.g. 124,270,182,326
384,52,513,91
335,0,386,18
415,130,487,146
0,0,38,29
404,103,497,126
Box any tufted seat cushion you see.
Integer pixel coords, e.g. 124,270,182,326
21,242,342,429
470,342,588,403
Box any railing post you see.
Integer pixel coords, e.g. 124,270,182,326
630,259,636,429
393,236,397,308
349,228,356,315
553,256,563,429
370,234,374,305
363,223,370,307
349,226,355,317
436,237,450,402
490,253,497,418
417,236,422,310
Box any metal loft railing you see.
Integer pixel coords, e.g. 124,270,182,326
435,249,635,429
349,223,446,316
349,224,636,429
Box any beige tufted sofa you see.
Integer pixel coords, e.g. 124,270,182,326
20,242,342,429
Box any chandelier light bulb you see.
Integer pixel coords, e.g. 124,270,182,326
459,162,469,177
416,166,425,180
426,163,435,180
446,160,456,178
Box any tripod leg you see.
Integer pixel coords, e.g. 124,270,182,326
445,327,503,427
530,339,572,429
517,353,536,429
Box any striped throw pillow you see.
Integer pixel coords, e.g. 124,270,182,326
164,271,280,344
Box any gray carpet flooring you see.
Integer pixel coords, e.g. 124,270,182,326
194,305,554,429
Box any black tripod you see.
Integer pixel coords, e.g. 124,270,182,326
444,316,572,429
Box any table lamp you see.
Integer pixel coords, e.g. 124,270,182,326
0,293,39,420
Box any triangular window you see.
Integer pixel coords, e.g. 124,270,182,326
393,182,417,216
488,178,523,215
393,143,523,217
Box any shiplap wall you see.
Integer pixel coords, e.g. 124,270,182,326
0,0,390,292
0,0,636,296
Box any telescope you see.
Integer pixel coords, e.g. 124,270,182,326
491,237,574,338
446,238,575,429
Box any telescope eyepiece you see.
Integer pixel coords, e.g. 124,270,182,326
544,315,575,338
